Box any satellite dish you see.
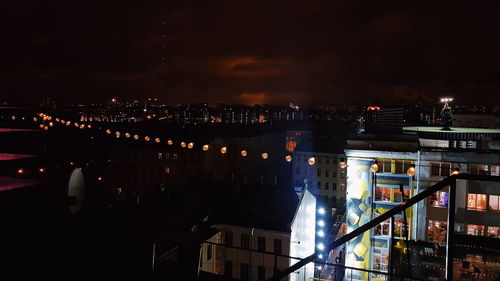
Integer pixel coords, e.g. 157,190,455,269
67,168,85,214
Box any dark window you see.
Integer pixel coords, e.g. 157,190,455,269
324,182,329,190
207,244,212,261
257,236,266,252
431,162,440,176
241,234,250,249
225,231,233,246
296,167,300,175
225,260,233,277
273,239,282,254
332,182,337,190
317,169,321,177
325,170,329,177
258,266,266,281
325,158,330,164
240,263,250,281
317,181,321,189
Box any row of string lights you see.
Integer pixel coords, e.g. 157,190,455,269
32,113,304,163
12,113,464,175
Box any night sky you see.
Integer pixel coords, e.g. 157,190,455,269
1,1,500,106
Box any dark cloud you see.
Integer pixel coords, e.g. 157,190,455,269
1,0,499,105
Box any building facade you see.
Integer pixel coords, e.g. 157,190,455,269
199,225,291,281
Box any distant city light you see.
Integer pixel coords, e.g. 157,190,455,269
97,176,103,181
181,142,187,148
33,117,38,122
155,138,160,143
79,124,85,129
11,115,16,120
241,150,248,157
49,122,54,127
167,140,173,145
440,97,453,103
38,168,45,173
125,132,131,138
16,168,24,175
115,131,120,137
133,134,139,140
203,144,209,151
106,129,111,134
220,146,227,154
144,136,150,142
188,142,194,149
66,121,71,126
261,152,268,159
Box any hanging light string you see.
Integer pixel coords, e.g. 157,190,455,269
10,113,485,173
30,113,295,162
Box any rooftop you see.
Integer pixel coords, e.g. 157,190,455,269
403,126,500,133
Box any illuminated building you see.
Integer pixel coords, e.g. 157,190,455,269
344,126,500,279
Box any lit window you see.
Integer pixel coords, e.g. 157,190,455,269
374,215,390,237
427,220,447,243
467,224,485,236
487,226,500,238
393,188,411,202
430,191,449,207
491,165,500,176
157,153,162,160
165,167,170,174
375,187,391,202
467,194,487,210
489,195,500,211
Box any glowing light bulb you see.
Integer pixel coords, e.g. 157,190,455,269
203,144,209,151
285,155,292,162
308,157,315,165
187,142,194,149
318,208,326,215
241,150,247,157
220,146,227,154
261,152,268,159
155,138,160,143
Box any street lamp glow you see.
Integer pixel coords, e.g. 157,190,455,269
440,97,453,103
317,220,325,227
317,243,325,251
317,230,325,237
318,254,323,259
318,208,326,215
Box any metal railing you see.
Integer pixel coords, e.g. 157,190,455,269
267,174,500,281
